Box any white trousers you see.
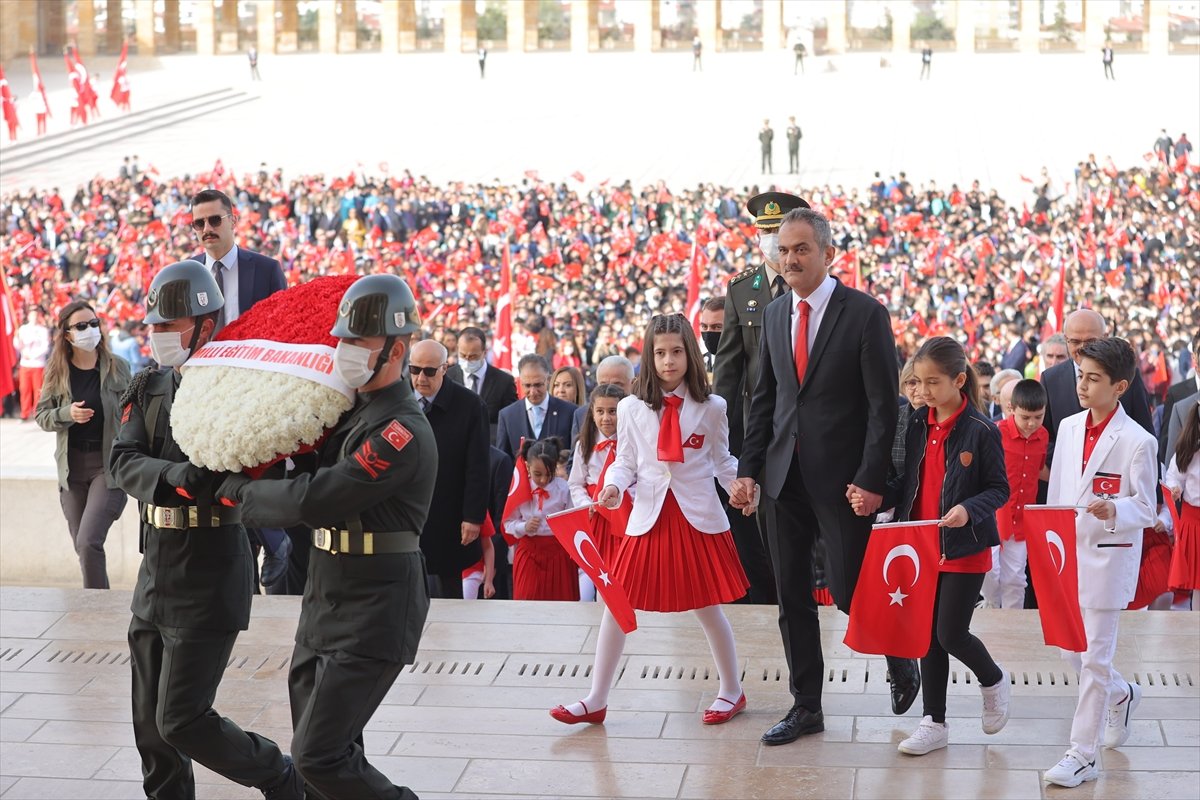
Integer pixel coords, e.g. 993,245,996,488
982,540,1029,609
1061,607,1123,761
462,570,483,600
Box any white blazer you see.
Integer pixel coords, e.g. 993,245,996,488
604,392,738,537
1047,405,1157,610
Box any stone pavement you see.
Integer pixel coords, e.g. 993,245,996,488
0,587,1197,799
1,49,1198,201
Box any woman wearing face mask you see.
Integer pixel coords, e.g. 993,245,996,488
36,301,131,589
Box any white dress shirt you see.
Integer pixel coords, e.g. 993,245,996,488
1165,452,1200,509
568,434,614,507
504,477,571,538
204,245,240,322
790,274,836,354
464,360,488,394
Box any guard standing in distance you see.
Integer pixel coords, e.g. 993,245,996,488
786,116,802,174
218,273,437,800
759,119,775,174
109,260,300,800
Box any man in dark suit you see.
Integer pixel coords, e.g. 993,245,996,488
410,340,489,599
1041,309,1155,462
190,188,292,594
487,445,516,599
1160,332,1200,465
731,207,917,746
496,354,576,459
446,326,518,445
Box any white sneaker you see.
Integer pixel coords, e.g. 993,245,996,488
980,669,1011,734
1103,679,1142,749
897,716,948,755
1044,749,1099,787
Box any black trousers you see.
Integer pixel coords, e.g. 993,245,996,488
289,643,417,800
789,147,799,174
428,568,466,599
920,571,1004,723
1103,62,1114,79
128,616,287,800
761,149,773,173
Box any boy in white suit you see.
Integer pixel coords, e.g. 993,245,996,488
1044,338,1157,788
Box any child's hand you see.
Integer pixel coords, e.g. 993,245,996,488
939,505,969,528
598,485,620,509
483,581,496,599
525,517,541,534
1086,499,1116,521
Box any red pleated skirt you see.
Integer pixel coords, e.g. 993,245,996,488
1128,527,1172,610
513,536,580,601
610,490,749,612
1169,503,1200,591
592,510,623,570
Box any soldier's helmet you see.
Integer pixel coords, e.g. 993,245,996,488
143,260,225,325
330,274,421,338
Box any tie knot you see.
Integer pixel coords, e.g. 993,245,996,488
797,299,811,318
594,439,616,453
662,395,683,409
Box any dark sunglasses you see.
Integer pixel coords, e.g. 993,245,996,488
68,319,101,332
408,365,441,378
190,213,233,231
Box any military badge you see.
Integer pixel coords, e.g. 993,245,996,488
197,292,209,307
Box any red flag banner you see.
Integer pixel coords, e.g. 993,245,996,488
844,520,941,658
1024,506,1087,652
493,237,513,370
30,50,51,119
501,437,531,545
686,239,703,335
1161,482,1182,533
0,272,17,398
546,505,637,633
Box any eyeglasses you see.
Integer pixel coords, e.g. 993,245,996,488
408,365,442,378
68,319,100,332
190,213,233,231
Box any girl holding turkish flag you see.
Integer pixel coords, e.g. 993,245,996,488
568,383,631,601
504,437,577,601
551,313,749,727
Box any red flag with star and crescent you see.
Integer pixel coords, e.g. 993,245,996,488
547,505,637,633
493,236,513,371
1025,506,1087,651
501,437,532,545
844,521,940,658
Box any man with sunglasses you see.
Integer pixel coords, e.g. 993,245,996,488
217,274,436,800
409,338,491,599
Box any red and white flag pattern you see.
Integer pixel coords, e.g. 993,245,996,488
1024,506,1087,652
493,237,513,371
546,505,637,633
501,437,531,545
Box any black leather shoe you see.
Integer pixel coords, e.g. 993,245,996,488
887,656,921,715
761,705,824,745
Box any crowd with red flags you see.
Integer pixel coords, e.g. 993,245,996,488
3,44,130,141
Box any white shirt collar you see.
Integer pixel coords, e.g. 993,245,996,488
206,244,238,270
791,274,836,314
526,395,549,412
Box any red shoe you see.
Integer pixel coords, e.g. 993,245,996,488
549,701,607,725
702,693,746,725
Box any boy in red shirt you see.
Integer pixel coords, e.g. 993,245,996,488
992,380,1049,608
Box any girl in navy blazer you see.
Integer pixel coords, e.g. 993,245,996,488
551,314,749,727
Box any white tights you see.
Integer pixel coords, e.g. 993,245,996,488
566,604,742,715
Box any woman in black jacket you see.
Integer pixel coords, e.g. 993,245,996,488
856,337,1011,757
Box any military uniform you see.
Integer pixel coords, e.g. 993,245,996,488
787,124,802,174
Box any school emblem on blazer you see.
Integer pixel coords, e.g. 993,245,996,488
683,433,705,449
1092,472,1121,499
959,451,973,467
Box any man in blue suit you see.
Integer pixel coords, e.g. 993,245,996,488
496,354,576,460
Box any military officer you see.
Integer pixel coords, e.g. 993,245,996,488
109,260,300,800
218,274,436,800
787,117,802,174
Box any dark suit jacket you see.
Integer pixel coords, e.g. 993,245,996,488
1160,378,1198,464
740,279,897,501
1041,359,1155,465
487,445,516,599
447,363,518,444
190,247,285,317
495,395,577,460
419,381,490,573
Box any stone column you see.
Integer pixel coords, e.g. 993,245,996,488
696,0,720,53
571,0,598,53
256,0,276,53
195,0,216,56
632,0,659,52
163,0,181,51
446,0,479,53
1018,0,1040,53
891,0,911,53
762,0,783,51
76,0,97,57
106,0,124,52
1146,0,1169,56
1082,0,1109,52
318,0,338,52
507,0,537,52
955,0,975,53
278,0,299,53
397,0,416,52
338,0,357,53
825,0,847,53
135,0,157,56
0,0,35,64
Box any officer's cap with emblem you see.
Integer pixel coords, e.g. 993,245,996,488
331,274,421,338
746,192,810,231
143,260,224,325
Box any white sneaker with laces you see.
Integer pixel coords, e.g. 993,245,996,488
1044,749,1099,787
897,716,948,755
1103,679,1142,749
980,668,1011,734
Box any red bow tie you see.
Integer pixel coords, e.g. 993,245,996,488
593,439,616,453
532,487,549,510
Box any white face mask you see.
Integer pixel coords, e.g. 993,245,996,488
71,327,102,352
149,327,195,367
333,341,381,389
759,232,780,265
460,356,485,375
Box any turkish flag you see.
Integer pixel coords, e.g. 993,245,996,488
844,521,941,659
0,272,17,398
501,438,532,546
686,239,705,335
492,237,514,370
546,506,637,633
1024,506,1087,652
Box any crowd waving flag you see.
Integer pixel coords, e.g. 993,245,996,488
844,520,941,659
29,49,51,118
1024,506,1087,652
493,236,513,371
546,505,637,633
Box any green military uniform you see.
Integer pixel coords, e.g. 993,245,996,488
110,261,295,800
220,274,436,800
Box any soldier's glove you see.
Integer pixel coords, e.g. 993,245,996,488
216,473,252,507
163,462,211,499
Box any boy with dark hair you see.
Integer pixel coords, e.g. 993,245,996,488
1044,338,1157,788
990,379,1049,609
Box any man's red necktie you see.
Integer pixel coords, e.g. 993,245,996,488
794,299,810,387
657,395,685,463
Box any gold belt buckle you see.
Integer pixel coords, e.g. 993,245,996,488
160,507,180,529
